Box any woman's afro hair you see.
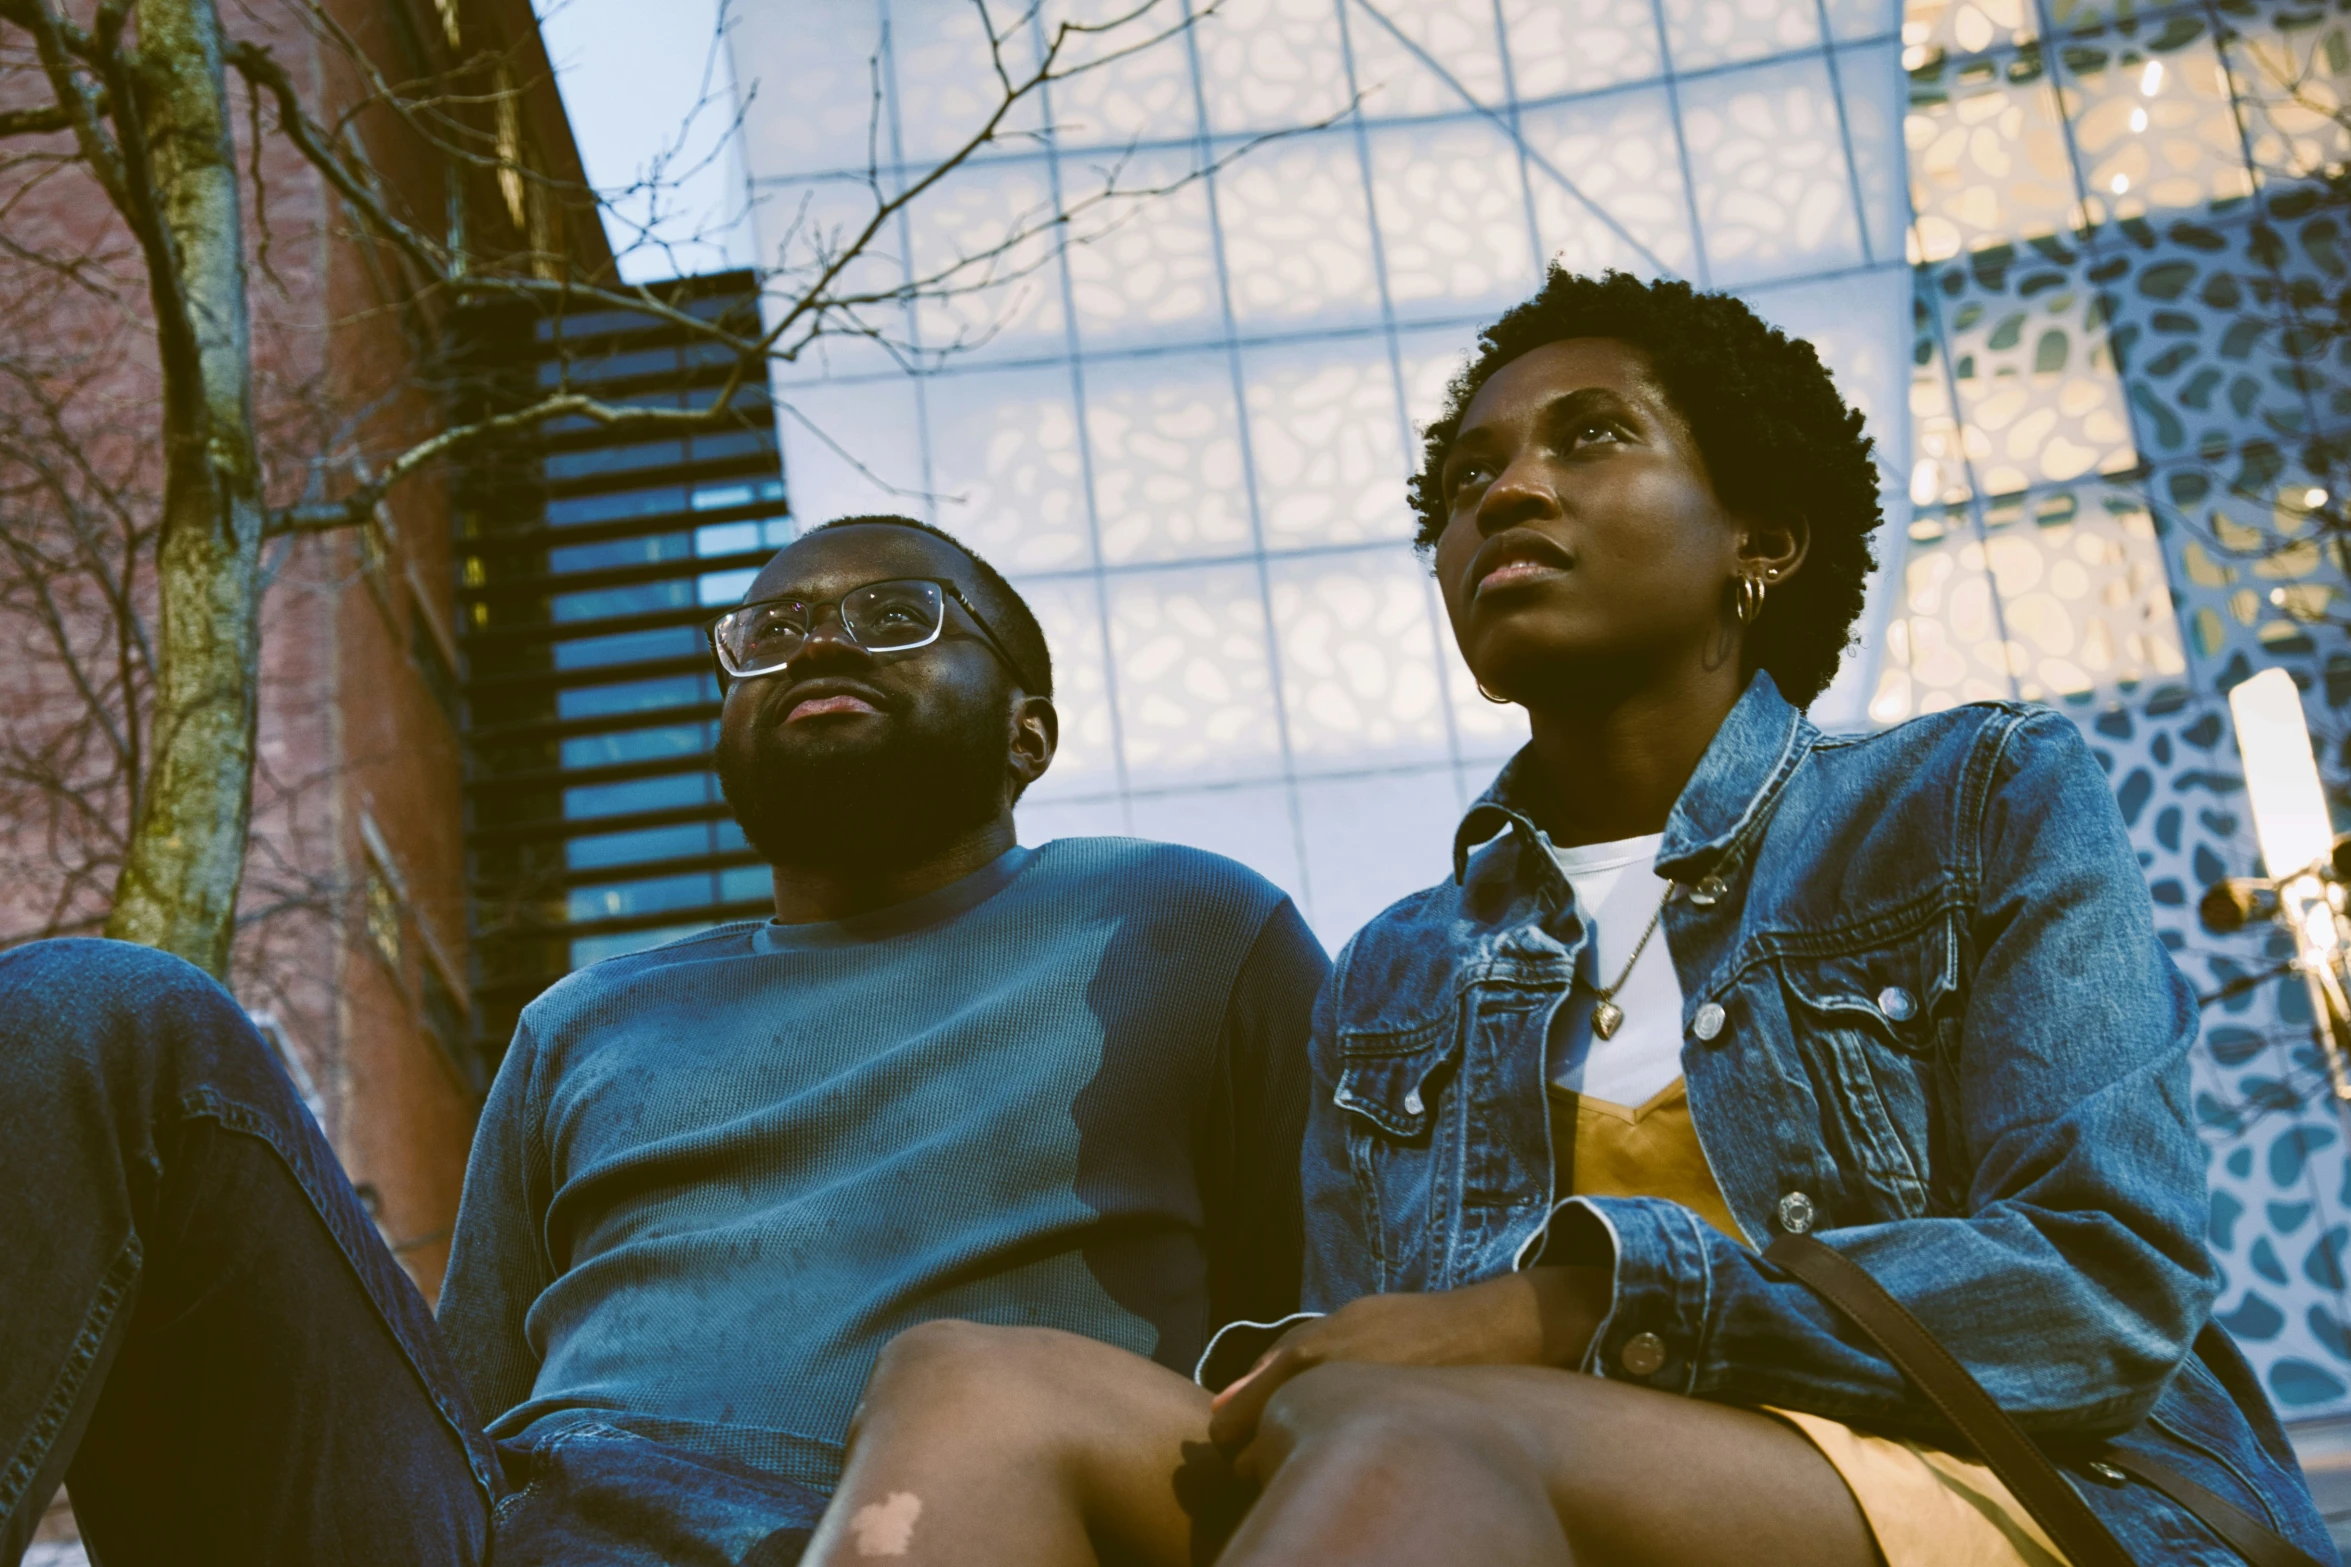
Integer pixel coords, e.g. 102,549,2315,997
1407,269,1883,708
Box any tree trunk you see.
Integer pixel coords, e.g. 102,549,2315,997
103,0,265,978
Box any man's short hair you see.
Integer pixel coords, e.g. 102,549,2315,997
807,515,1054,700
1407,269,1883,708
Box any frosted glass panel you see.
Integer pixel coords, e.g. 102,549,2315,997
1217,131,1383,330
1195,0,1352,133
1241,340,1413,551
1681,55,1866,286
1520,89,1700,280
1107,566,1284,789
923,364,1093,573
1270,552,1454,771
1661,0,1819,71
1084,353,1256,566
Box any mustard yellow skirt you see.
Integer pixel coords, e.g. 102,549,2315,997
1549,1081,2069,1567
1769,1407,2069,1567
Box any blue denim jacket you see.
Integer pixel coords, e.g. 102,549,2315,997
1299,672,2329,1563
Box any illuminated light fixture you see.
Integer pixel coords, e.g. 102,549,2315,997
2308,486,2330,508
2231,668,2333,878
2130,107,2149,132
2141,59,2164,94
2111,173,2131,194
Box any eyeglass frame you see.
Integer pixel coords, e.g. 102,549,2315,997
705,576,1040,694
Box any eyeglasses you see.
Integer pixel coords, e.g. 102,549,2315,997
707,577,1035,689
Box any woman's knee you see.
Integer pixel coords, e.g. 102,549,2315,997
1251,1363,1544,1482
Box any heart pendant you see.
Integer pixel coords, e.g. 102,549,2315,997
1592,1000,1624,1040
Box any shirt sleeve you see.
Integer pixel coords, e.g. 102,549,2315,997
1199,896,1328,1350
435,1017,557,1432
1527,709,2217,1439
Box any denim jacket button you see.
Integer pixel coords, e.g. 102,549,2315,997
1619,1331,1668,1377
1689,875,1728,906
1403,1087,1424,1115
1777,1191,1816,1234
2087,1461,2128,1485
1691,1002,1726,1041
1876,985,1917,1022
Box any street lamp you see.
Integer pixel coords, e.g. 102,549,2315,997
2202,669,2351,1103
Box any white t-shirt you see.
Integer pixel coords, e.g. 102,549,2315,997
1546,831,1685,1109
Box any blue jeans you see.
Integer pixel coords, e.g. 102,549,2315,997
0,940,820,1567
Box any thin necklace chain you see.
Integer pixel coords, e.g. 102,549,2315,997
1591,881,1673,1002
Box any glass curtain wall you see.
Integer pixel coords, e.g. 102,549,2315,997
729,0,1912,947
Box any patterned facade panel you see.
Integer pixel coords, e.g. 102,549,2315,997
1214,130,1387,331
1193,0,1355,134
1081,351,1259,566
1342,0,1508,118
1902,0,2036,63
1895,0,2351,1421
2081,686,2351,1416
1870,484,2187,719
2224,5,2351,191
903,155,1073,364
1660,0,1821,71
1238,338,1417,550
921,362,1095,573
2145,447,2347,773
1905,47,2082,263
1363,116,1543,316
1103,564,1286,790
2054,17,2249,222
1062,151,1226,352
1268,550,1456,770
1517,88,1703,279
1679,54,1871,287
2100,213,2328,466
1498,0,1664,97
1922,239,2141,498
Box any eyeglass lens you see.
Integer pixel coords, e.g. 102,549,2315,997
718,579,946,675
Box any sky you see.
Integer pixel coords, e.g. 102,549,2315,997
532,0,754,281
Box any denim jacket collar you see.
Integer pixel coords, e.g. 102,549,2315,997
1450,671,1816,886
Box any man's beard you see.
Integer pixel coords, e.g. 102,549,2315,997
714,690,1010,873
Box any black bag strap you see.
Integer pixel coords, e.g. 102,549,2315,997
1765,1234,2327,1567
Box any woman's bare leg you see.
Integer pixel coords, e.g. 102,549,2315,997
1223,1363,1880,1567
802,1321,1220,1567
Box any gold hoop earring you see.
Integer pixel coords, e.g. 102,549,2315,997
1735,574,1768,626
1477,679,1512,705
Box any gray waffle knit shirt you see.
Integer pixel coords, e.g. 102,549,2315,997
437,838,1326,1491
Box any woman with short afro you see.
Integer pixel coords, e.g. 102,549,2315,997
798,269,2329,1567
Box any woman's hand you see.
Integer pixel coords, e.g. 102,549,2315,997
1206,1265,1611,1450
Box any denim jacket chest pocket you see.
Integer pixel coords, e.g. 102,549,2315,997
1332,1010,1460,1293
1728,913,1966,1226
1333,974,1564,1293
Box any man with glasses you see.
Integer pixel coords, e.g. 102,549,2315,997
0,514,1325,1566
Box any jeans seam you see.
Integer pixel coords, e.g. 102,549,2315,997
179,1087,503,1504
0,1234,140,1518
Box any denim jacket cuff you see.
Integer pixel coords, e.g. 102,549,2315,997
1535,1195,1716,1396
1194,1312,1322,1391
